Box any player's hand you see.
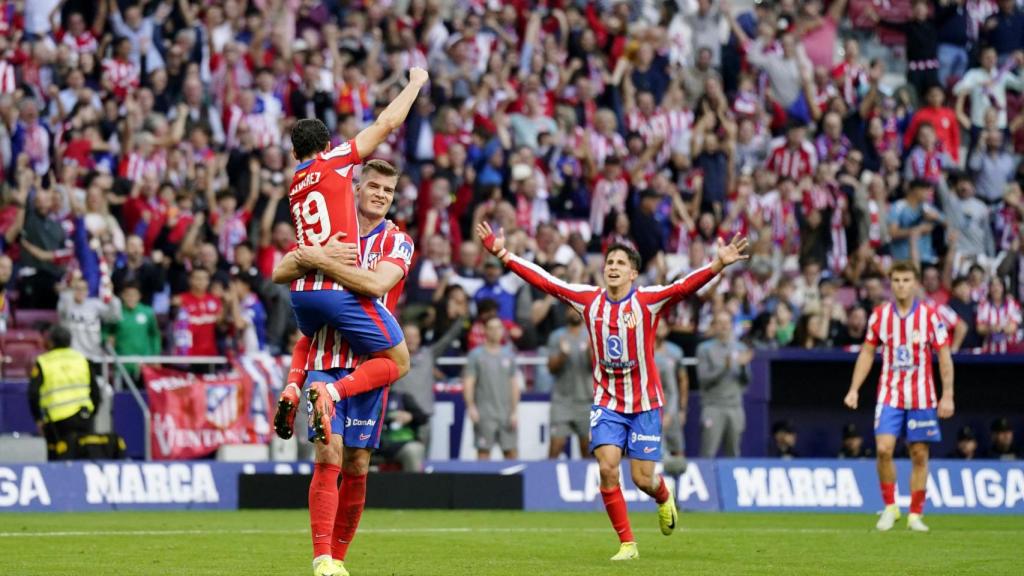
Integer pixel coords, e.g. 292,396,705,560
467,404,480,424
409,67,429,86
843,389,858,410
938,396,955,419
509,411,518,429
323,232,359,267
475,221,506,256
714,234,750,269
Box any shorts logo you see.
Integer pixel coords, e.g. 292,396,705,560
908,419,937,430
630,432,637,443
622,312,637,329
590,409,601,428
634,433,661,442
345,417,377,427
643,446,657,454
358,433,371,441
606,335,623,359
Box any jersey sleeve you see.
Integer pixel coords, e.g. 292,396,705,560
504,254,596,311
864,306,882,347
318,139,361,172
379,231,414,277
636,264,716,314
928,306,950,350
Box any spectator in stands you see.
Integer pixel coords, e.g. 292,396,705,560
58,275,121,360
835,305,869,348
546,309,592,459
771,420,799,459
172,268,224,360
948,276,983,350
982,0,1024,64
16,178,66,309
977,275,1022,353
987,417,1018,460
29,324,98,460
111,235,166,307
393,317,466,450
655,321,688,459
904,86,961,164
377,390,428,472
948,425,978,460
463,316,520,460
791,311,828,349
954,47,1024,144
475,257,517,322
448,241,485,298
227,272,266,354
110,281,161,383
937,175,994,273
697,310,751,458
838,423,871,459
968,129,1019,205
889,179,944,267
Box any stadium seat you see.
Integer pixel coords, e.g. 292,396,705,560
13,309,58,330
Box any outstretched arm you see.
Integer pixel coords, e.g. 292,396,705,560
354,68,428,159
476,222,595,307
639,234,750,312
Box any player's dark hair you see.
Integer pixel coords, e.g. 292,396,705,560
290,118,331,160
605,243,641,272
889,261,919,279
362,159,398,179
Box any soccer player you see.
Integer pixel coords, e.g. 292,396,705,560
273,159,414,576
844,261,955,533
476,221,748,560
283,67,428,445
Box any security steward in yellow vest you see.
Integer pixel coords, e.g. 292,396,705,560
28,325,98,460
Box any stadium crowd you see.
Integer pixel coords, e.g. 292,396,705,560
2,0,1024,441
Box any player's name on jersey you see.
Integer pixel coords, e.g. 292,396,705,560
290,170,322,196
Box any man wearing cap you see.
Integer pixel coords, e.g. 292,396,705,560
947,426,978,459
987,418,1018,460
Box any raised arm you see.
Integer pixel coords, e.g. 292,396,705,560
639,234,749,312
476,222,595,307
354,68,428,159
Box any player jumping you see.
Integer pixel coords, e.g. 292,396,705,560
278,67,428,447
477,221,748,560
844,261,955,533
274,159,414,576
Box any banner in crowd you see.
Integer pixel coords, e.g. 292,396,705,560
144,364,270,460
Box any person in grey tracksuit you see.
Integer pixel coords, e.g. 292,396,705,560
696,310,751,458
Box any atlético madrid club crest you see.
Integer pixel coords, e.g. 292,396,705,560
206,384,239,429
622,311,637,329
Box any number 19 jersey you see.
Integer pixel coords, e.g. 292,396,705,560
288,139,361,292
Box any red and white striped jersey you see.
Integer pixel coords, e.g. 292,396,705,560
102,58,139,100
765,138,817,181
305,223,415,371
119,151,167,182
58,29,98,55
977,297,1022,354
289,139,361,293
865,300,950,410
505,255,717,414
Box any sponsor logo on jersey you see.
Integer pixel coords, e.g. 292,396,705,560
606,335,623,359
392,239,414,264
345,417,377,427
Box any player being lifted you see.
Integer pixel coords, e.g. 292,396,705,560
477,221,748,560
844,262,955,533
274,159,414,576
276,67,428,448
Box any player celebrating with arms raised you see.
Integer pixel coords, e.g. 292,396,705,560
844,261,955,533
282,67,428,446
477,221,748,560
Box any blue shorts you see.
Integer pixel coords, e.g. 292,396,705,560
304,368,388,449
291,290,403,356
589,405,663,461
874,404,942,443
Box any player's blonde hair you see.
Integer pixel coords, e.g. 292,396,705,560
362,159,398,179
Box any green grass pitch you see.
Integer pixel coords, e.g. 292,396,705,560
1,510,1022,575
